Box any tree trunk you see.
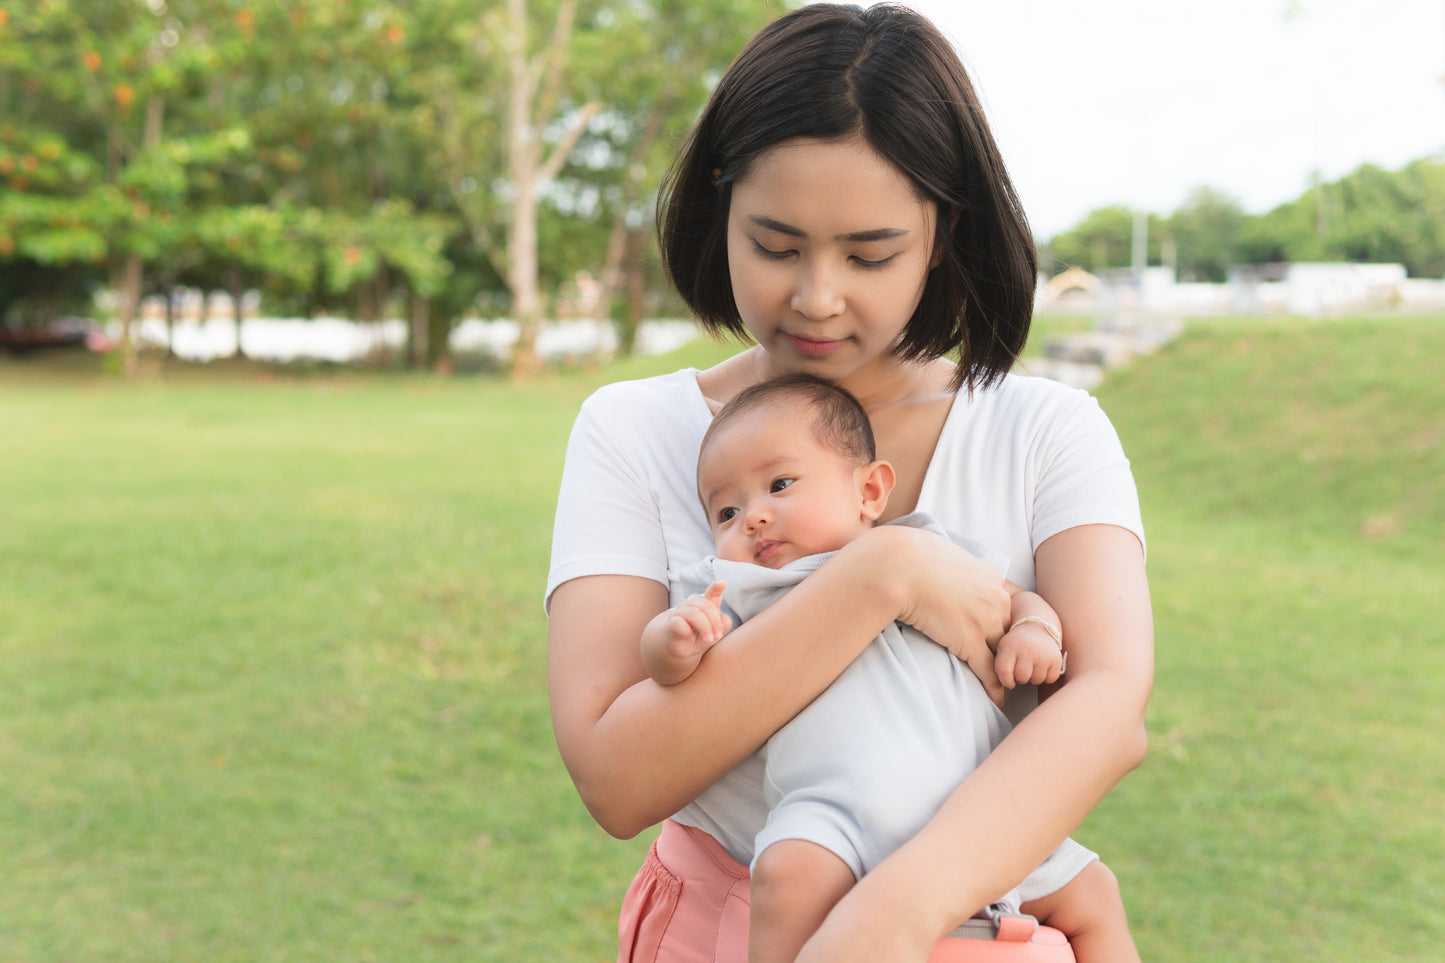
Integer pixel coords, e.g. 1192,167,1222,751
114,255,144,377
502,0,600,379
597,98,669,357
162,282,176,358
507,177,544,378
225,266,247,359
506,0,541,378
408,291,430,369
111,95,164,377
622,228,648,356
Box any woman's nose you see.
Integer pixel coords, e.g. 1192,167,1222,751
790,262,843,321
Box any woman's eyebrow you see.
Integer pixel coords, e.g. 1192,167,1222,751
747,214,908,243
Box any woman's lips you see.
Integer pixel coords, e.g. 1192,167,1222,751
785,333,845,357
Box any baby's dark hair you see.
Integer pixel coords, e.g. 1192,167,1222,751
700,374,876,470
658,3,1035,392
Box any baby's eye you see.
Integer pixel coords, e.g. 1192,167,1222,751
717,506,739,523
770,478,794,493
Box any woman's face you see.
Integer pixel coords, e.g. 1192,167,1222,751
726,136,939,393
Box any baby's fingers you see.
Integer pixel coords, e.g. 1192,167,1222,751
993,648,1019,690
970,647,1008,709
674,606,718,645
694,582,731,639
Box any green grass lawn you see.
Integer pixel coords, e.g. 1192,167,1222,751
2,315,1442,961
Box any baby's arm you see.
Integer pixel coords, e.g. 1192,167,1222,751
994,582,1066,689
640,581,733,686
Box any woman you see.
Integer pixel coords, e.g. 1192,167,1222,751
545,5,1153,960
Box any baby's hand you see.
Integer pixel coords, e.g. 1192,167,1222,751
994,617,1065,689
661,581,733,660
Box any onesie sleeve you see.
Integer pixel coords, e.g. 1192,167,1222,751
1029,390,1146,558
545,389,670,613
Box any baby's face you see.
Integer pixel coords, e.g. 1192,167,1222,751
697,407,876,569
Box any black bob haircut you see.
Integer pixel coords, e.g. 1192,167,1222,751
657,2,1036,392
699,373,876,474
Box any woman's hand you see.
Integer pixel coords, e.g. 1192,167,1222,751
870,524,1013,707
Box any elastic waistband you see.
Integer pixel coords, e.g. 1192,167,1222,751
656,819,751,886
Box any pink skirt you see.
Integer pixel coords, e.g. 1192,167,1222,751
618,820,1074,963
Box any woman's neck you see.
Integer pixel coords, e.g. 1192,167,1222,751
841,356,957,415
697,346,957,414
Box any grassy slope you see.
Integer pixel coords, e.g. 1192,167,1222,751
1085,316,1444,961
0,316,1441,961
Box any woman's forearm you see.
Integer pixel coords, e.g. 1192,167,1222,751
549,527,923,838
830,524,1154,944
861,669,1149,936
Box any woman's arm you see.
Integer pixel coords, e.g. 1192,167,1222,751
797,524,1154,961
547,523,1013,839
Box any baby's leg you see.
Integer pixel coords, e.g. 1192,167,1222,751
1021,859,1140,963
749,839,855,963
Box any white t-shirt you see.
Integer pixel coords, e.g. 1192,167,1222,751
545,366,1145,865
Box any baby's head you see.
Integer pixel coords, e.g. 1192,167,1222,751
697,374,895,569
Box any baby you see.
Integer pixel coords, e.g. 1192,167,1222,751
642,373,1134,963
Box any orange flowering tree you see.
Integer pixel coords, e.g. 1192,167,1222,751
0,0,457,371
0,0,782,374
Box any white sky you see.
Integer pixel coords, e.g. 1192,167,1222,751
886,0,1445,237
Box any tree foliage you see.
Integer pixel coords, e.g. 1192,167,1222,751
1047,157,1445,283
1166,186,1249,283
1042,205,1165,276
0,0,779,372
1238,160,1445,278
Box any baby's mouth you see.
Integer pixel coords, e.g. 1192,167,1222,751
753,539,784,565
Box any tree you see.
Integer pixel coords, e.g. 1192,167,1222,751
224,3,460,360
1043,205,1164,275
0,1,457,373
1239,159,1445,278
0,0,218,374
1165,187,1248,283
1,0,790,377
422,0,780,374
414,0,601,377
558,0,778,355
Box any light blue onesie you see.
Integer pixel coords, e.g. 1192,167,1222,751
680,513,1096,909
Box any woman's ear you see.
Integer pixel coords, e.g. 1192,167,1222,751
858,460,896,521
930,207,960,269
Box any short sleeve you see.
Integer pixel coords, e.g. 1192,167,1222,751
1029,391,1146,558
544,393,670,613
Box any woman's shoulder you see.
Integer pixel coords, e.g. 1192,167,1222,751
569,366,714,465
951,370,1102,433
576,367,709,429
987,369,1096,407
582,366,704,410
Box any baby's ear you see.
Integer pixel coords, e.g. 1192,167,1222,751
859,460,895,521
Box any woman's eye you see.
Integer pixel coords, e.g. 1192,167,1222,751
752,240,793,261
770,478,794,493
717,506,739,523
852,254,898,270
